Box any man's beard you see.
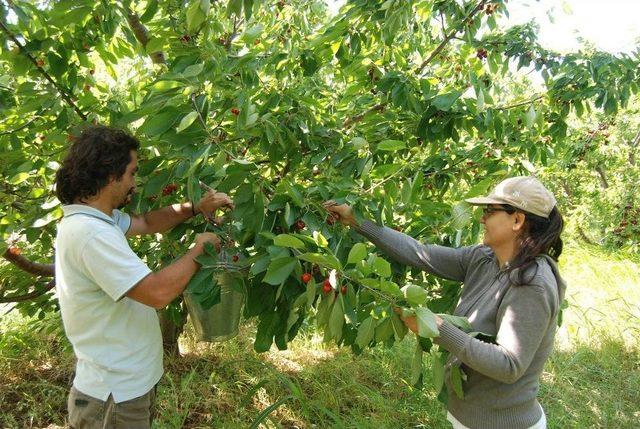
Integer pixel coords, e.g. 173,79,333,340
118,188,135,209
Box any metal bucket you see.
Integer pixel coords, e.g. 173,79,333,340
184,251,246,342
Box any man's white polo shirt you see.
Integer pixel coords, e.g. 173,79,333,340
55,204,163,403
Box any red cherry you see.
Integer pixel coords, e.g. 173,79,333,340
231,108,240,116
36,59,45,67
162,184,177,196
232,255,239,262
340,285,347,295
295,220,306,230
323,279,332,294
301,273,312,283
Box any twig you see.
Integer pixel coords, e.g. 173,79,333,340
0,20,87,120
495,94,544,111
342,103,386,129
225,16,244,50
415,0,487,74
0,114,43,136
0,279,55,303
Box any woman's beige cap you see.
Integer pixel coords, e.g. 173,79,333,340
465,176,557,218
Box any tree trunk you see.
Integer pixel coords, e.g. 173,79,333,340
158,309,184,357
594,165,609,189
629,128,640,166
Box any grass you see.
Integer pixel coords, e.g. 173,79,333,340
1,241,639,428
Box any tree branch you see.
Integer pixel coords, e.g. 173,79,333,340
342,1,487,129
0,20,87,120
2,249,55,277
0,279,55,303
415,0,487,74
342,103,386,129
495,94,544,111
125,9,166,64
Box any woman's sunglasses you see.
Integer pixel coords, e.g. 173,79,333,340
482,206,516,216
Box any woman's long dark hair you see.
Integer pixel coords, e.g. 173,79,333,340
505,205,564,285
55,126,140,204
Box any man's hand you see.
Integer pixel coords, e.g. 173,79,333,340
323,200,358,226
196,191,234,219
195,232,221,252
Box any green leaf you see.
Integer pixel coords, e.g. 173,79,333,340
431,350,445,394
410,341,423,385
450,365,465,399
377,139,406,151
312,231,328,248
145,37,164,54
525,104,537,129
432,91,462,111
391,312,408,341
182,63,205,78
347,242,367,265
379,280,403,297
450,202,472,230
139,111,178,137
263,257,297,285
227,0,243,17
243,0,255,20
476,87,485,111
306,279,316,306
329,296,344,342
355,316,376,348
401,284,428,306
298,253,341,270
176,111,199,133
371,256,391,278
438,314,472,332
273,234,305,249
140,0,159,22
186,0,210,33
186,267,215,292
374,317,394,343
254,312,277,352
415,307,439,338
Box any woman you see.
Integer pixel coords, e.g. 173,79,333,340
324,176,565,429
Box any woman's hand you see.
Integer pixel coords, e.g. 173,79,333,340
323,200,358,227
393,306,444,335
196,190,235,218
393,306,419,334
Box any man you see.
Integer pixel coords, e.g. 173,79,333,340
54,125,233,428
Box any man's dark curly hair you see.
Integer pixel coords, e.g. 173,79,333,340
55,125,140,204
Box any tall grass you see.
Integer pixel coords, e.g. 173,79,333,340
1,242,638,428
